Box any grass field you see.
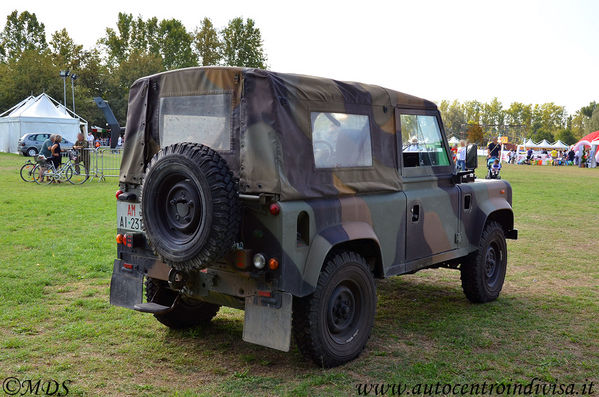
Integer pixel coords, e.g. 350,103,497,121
1,152,598,396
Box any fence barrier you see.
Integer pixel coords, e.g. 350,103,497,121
61,147,123,181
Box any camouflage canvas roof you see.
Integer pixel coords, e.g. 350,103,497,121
120,67,438,200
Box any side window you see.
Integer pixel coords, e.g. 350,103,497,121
311,112,372,169
37,134,48,141
400,114,450,167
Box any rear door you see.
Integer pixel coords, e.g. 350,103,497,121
396,109,461,263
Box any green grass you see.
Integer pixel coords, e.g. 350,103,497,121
1,152,598,396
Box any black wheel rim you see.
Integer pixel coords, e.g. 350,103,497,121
149,165,207,247
485,242,501,288
326,281,361,343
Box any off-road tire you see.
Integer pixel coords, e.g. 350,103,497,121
141,142,239,271
145,277,220,329
460,221,507,303
293,251,376,368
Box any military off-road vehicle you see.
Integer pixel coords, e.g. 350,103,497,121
110,67,517,367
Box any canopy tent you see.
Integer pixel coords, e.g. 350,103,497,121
448,136,459,145
551,140,569,149
523,138,537,147
0,93,87,153
537,139,552,149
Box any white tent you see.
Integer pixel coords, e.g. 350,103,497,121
0,93,87,153
523,138,537,147
551,140,568,149
448,136,459,145
537,139,552,149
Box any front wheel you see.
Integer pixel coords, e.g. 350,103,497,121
68,163,88,184
460,221,507,303
293,251,376,368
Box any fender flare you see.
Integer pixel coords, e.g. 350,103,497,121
299,221,381,296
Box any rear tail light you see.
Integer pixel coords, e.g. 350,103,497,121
115,190,123,199
116,234,124,244
269,203,280,216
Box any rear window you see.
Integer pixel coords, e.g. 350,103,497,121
311,112,372,169
159,94,232,151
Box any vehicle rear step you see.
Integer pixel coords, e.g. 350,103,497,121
133,302,173,314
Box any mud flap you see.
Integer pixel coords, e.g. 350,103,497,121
109,259,144,309
242,292,292,352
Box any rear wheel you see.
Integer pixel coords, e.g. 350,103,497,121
145,277,220,329
293,251,376,368
20,162,35,182
460,221,507,303
33,165,52,185
27,147,38,157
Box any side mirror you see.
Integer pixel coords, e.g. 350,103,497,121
466,144,478,170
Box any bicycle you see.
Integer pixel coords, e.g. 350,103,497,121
33,150,89,185
20,159,37,182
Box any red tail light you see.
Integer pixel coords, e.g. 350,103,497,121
115,190,123,199
269,203,280,216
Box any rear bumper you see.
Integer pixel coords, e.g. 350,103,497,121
506,229,518,240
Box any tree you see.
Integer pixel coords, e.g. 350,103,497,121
466,122,484,145
555,129,576,145
580,101,597,118
194,18,221,66
0,10,47,62
221,18,267,68
50,28,84,70
439,99,466,138
158,19,197,70
590,107,599,132
99,12,134,65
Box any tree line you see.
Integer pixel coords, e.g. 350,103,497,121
1,10,597,145
0,11,267,127
439,98,599,146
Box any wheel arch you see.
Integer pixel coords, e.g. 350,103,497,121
299,222,383,296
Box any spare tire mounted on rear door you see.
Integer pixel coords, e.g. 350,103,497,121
141,142,239,271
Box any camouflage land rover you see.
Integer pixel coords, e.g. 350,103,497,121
110,67,517,367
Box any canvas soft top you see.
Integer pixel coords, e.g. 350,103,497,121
120,67,438,200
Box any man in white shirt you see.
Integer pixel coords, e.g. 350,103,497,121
87,132,95,146
456,140,467,171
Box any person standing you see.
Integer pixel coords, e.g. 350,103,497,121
73,132,90,174
456,140,467,171
50,135,64,171
87,131,95,147
487,137,501,159
38,134,55,182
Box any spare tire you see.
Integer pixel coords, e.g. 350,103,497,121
141,142,239,271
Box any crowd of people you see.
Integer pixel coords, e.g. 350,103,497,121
85,131,123,148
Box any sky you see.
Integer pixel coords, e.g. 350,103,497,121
1,0,597,114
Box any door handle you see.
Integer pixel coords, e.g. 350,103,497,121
411,204,420,222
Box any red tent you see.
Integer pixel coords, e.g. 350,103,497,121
580,131,599,143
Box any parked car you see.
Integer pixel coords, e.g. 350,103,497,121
110,67,517,367
18,133,74,156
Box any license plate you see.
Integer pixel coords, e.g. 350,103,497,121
117,201,143,231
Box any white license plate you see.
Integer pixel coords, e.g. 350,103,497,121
117,201,143,231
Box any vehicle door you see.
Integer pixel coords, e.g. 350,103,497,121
396,109,460,263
